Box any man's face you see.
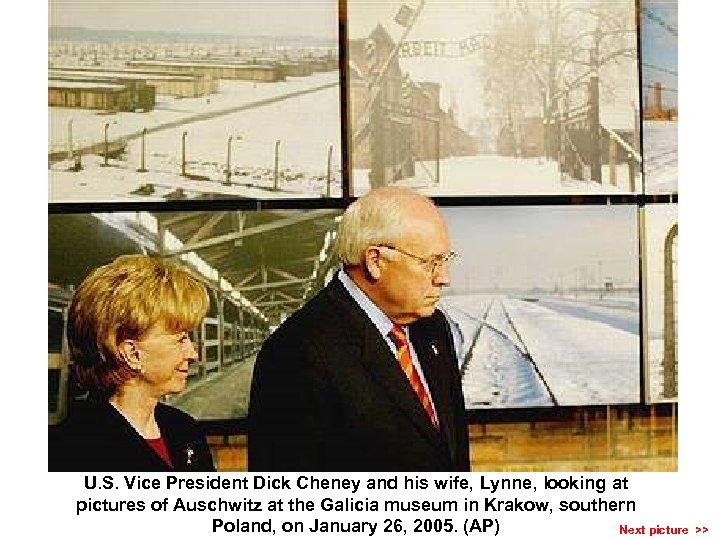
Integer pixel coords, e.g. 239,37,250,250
374,208,452,325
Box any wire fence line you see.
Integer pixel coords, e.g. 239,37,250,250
641,7,678,37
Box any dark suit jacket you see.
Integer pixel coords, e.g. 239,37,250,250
49,399,215,472
248,276,469,472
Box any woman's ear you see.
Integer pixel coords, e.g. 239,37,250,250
118,339,142,371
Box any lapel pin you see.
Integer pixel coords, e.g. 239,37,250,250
185,448,194,466
431,343,439,356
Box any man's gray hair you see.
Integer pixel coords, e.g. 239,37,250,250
336,187,430,265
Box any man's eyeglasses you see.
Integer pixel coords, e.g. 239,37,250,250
378,245,459,276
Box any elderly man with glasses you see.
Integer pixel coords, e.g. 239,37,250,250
248,186,469,472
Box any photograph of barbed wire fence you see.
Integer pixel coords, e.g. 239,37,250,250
48,0,341,202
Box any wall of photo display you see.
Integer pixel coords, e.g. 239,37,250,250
48,0,678,428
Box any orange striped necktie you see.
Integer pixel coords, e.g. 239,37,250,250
388,324,439,427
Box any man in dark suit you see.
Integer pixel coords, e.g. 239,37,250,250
248,187,469,471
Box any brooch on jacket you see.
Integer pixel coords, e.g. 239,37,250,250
184,447,195,466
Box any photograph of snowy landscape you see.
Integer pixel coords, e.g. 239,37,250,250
640,0,677,194
347,0,641,196
48,0,342,202
439,206,640,408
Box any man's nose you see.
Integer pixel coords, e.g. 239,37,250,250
434,261,451,286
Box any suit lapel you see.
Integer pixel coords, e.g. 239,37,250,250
326,278,445,449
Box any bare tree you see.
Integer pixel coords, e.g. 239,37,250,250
483,0,636,125
480,0,637,178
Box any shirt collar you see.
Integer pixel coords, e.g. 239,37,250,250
338,268,396,339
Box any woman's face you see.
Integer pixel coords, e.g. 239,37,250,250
134,323,198,398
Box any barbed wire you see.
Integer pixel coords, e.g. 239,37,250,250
641,7,678,37
641,62,677,77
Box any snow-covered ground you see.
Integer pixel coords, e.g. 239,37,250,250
49,155,334,201
505,297,639,405
49,72,342,201
48,72,339,148
534,296,639,335
353,154,638,196
462,296,554,408
441,292,640,408
643,120,678,194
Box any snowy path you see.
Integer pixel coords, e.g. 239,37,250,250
461,297,554,408
354,153,637,196
442,294,640,408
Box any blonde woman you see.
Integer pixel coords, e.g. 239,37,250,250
50,255,215,471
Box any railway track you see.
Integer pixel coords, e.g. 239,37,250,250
458,297,557,408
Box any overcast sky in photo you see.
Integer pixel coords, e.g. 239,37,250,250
347,0,495,41
49,0,339,38
441,205,639,291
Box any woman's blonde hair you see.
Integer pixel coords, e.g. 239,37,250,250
67,254,209,395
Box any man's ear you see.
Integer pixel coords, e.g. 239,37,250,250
118,339,142,370
363,245,383,281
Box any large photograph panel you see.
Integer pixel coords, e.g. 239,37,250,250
48,0,341,202
440,205,640,408
347,0,640,196
49,204,641,423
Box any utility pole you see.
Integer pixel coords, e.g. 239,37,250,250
181,131,188,176
67,119,73,160
326,144,333,198
137,128,148,173
273,139,281,191
225,135,233,185
102,122,110,166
